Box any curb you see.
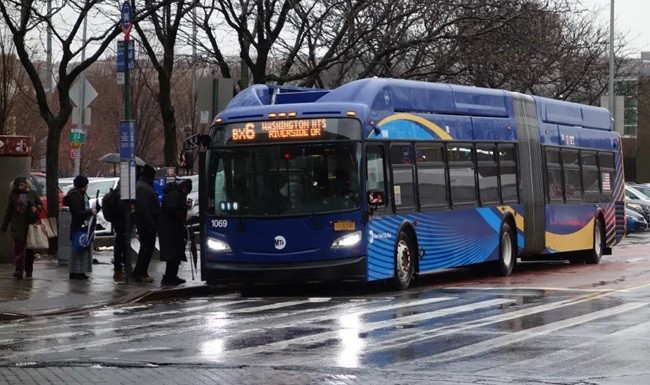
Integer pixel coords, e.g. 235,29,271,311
0,283,226,320
128,283,226,303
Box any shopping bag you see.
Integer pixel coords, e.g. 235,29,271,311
26,224,49,250
42,217,58,239
71,230,91,253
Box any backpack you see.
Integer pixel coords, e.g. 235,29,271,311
62,189,75,207
101,188,120,222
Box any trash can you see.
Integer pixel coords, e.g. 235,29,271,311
57,207,71,266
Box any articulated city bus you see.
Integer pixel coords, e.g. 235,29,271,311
198,78,625,289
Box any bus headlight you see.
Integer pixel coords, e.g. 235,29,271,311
331,231,362,248
207,238,231,252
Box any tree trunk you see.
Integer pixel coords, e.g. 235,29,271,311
159,74,177,167
45,123,61,218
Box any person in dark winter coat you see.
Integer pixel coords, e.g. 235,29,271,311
132,164,160,283
158,179,192,286
1,177,42,279
106,182,133,280
64,175,97,280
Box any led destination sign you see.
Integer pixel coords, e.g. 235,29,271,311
232,119,326,142
222,118,361,144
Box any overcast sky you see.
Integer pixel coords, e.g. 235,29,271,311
594,0,650,57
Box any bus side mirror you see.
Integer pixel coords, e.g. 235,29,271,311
367,190,384,210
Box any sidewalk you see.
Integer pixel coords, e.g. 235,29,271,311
0,249,210,320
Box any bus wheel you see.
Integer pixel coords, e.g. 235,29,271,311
585,217,604,264
493,222,516,276
393,232,415,290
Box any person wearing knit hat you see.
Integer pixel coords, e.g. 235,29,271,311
140,164,156,180
63,174,97,280
73,175,89,188
1,176,42,279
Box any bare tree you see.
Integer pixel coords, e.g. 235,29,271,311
0,0,166,215
0,28,21,135
192,0,624,107
134,0,198,167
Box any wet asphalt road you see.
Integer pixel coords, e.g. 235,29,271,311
1,233,650,384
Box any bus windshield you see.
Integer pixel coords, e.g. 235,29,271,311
206,142,361,216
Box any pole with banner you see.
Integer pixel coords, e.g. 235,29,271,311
120,1,135,283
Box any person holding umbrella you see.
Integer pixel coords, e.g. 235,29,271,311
63,175,97,280
158,178,192,286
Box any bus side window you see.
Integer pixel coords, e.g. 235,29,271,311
415,143,447,209
366,145,386,205
562,149,582,202
545,147,563,203
389,143,416,210
448,143,476,207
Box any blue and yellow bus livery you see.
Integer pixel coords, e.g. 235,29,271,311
199,78,625,289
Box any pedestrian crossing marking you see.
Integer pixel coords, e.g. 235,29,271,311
0,290,647,367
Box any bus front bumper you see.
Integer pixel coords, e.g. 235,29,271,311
202,256,367,284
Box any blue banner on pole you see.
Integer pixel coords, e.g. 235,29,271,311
119,120,136,160
116,41,136,73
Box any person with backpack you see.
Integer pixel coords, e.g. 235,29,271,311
102,183,131,280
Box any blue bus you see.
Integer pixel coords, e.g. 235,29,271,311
198,78,625,289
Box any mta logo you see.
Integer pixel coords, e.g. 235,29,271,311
274,235,286,250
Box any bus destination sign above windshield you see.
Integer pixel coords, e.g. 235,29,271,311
231,119,326,142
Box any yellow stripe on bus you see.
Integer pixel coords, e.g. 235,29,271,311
497,206,525,232
376,113,453,140
545,219,594,252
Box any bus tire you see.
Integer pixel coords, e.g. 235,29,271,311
585,217,604,265
493,222,516,276
393,232,415,290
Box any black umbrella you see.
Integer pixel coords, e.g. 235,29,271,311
88,189,100,263
187,226,198,280
99,152,145,166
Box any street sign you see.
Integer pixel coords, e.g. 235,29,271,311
0,135,31,157
120,160,136,200
120,1,133,34
69,79,98,109
119,120,136,160
116,40,136,73
70,129,85,144
200,110,210,124
71,107,92,126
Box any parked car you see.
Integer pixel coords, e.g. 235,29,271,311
30,172,64,220
627,183,650,199
87,178,119,236
58,177,75,190
626,205,649,234
624,185,650,222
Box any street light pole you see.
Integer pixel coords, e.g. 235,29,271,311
608,0,615,119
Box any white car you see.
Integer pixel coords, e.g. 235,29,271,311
85,178,120,236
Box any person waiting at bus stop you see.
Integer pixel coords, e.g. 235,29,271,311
158,178,192,286
132,164,160,283
65,175,97,280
